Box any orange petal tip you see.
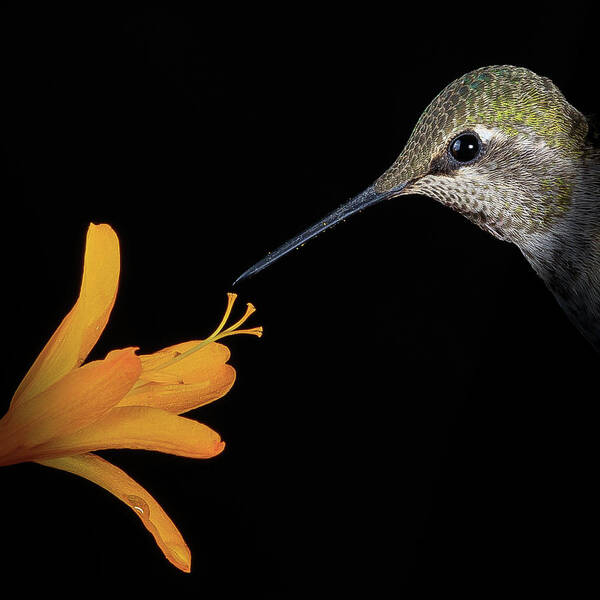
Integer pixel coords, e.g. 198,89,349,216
213,440,226,457
167,543,192,573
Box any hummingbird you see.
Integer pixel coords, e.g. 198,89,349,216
235,65,600,350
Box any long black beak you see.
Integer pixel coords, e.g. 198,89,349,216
233,182,407,285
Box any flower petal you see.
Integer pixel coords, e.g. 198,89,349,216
0,348,141,465
35,453,192,572
12,224,120,407
119,364,236,414
137,341,231,383
28,406,225,460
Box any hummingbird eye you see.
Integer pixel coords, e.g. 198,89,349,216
449,133,481,163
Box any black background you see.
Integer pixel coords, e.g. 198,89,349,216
2,6,598,597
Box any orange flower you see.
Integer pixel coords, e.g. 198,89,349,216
0,223,262,573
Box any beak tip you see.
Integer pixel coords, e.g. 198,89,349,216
231,273,245,287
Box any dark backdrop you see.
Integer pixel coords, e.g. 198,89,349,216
2,7,598,596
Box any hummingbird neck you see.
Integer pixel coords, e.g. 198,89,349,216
520,149,600,350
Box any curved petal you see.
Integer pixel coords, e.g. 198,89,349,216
118,364,236,414
35,453,192,572
12,224,120,407
28,406,225,460
0,348,141,466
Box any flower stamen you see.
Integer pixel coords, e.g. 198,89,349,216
220,301,257,335
148,294,262,373
206,292,238,340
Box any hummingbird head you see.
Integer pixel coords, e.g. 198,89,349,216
374,65,589,245
235,65,591,284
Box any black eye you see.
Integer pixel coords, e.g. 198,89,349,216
449,133,480,162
